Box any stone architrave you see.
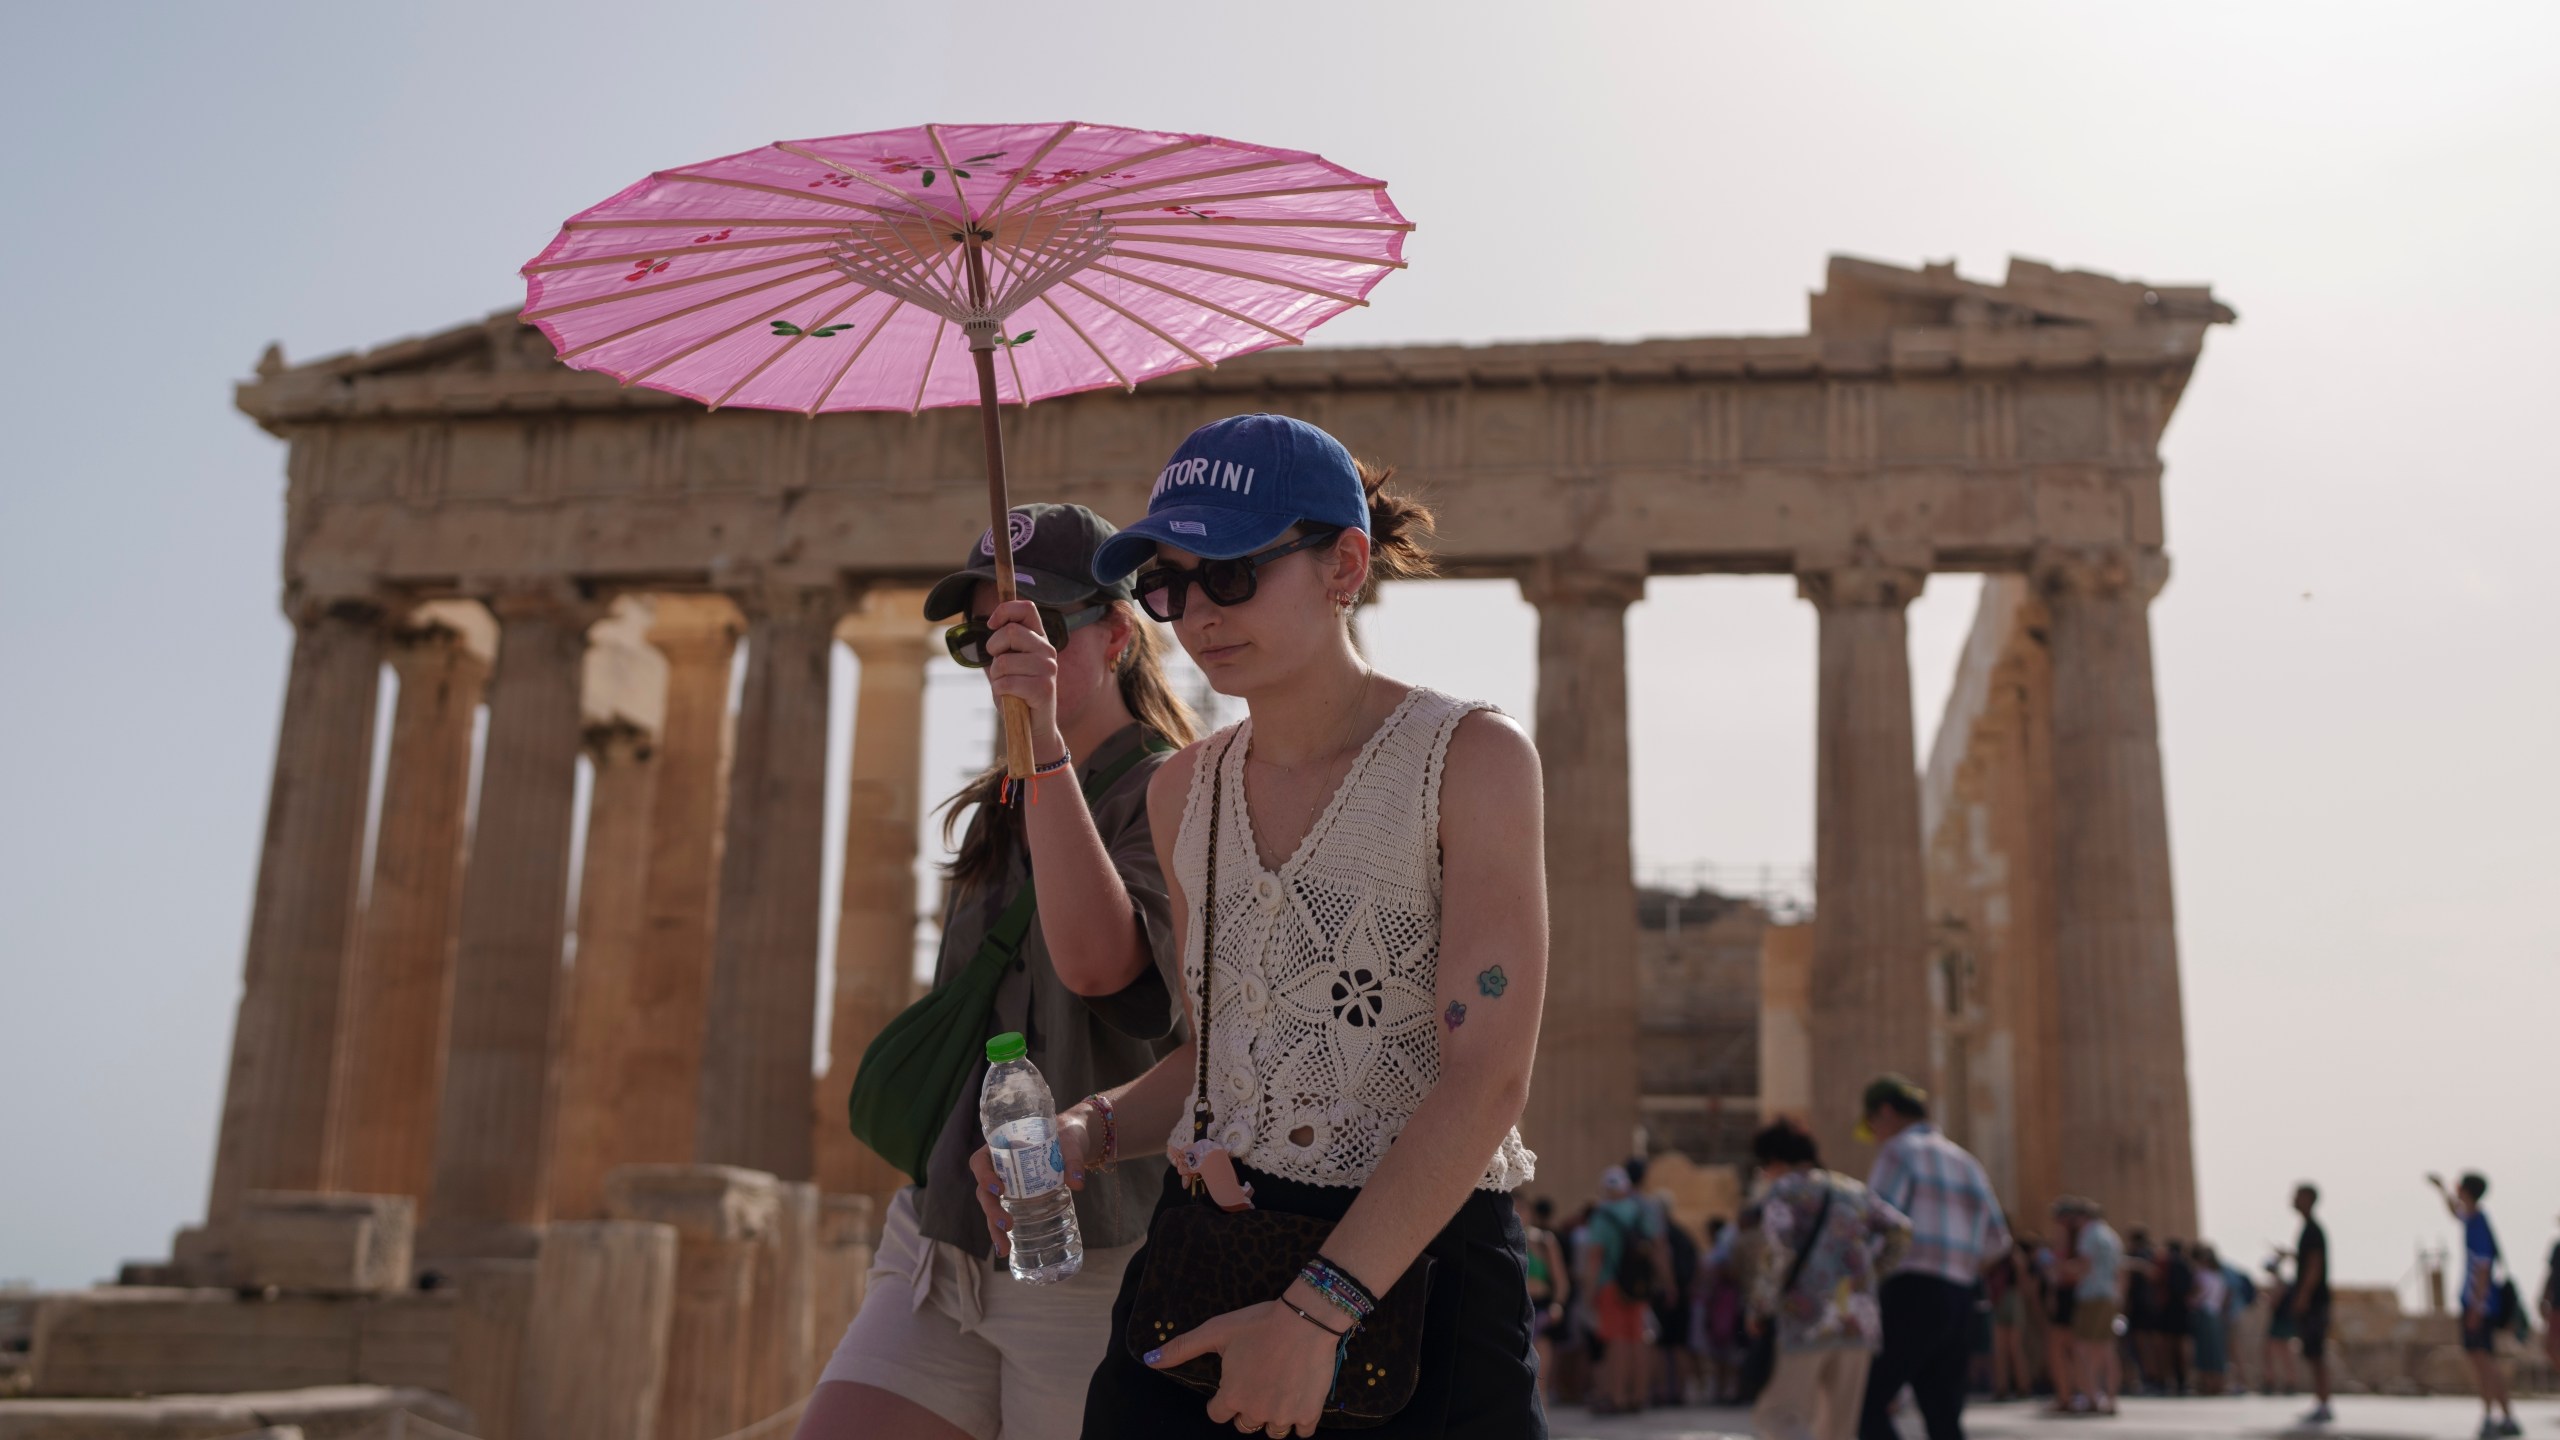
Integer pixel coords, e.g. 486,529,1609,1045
1517,558,1644,1201
206,594,388,1229
1798,553,1933,1174
2036,546,2196,1236
422,586,599,1261
548,599,671,1221
516,1221,679,1440
622,595,743,1170
327,602,494,1205
815,588,934,1201
695,584,840,1180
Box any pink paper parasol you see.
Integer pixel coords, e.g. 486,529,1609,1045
521,120,1408,777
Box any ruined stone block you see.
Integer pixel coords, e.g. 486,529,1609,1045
233,1193,413,1296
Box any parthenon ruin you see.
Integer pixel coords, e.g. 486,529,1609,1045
99,255,2226,1414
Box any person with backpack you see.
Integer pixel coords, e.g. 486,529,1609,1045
1583,1164,1670,1414
1746,1119,1913,1440
800,505,1197,1440
2430,1171,2523,1439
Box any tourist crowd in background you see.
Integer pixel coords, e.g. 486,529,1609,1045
1523,1080,2559,1440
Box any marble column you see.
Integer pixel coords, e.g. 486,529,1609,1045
815,590,934,1200
1518,558,1644,1203
2038,547,2195,1237
548,724,663,1220
695,584,840,1179
326,604,494,1204
546,599,671,1220
613,596,743,1174
206,594,388,1227
1798,555,1933,1175
423,586,598,1261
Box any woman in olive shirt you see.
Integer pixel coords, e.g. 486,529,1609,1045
799,504,1197,1440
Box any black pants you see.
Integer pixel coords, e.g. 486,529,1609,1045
1081,1166,1547,1439
1859,1273,1975,1440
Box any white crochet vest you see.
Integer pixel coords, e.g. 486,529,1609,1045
1172,687,1536,1191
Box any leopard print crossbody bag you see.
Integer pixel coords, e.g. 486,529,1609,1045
1122,733,1434,1427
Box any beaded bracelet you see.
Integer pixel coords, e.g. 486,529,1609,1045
1283,1297,1354,1339
1031,752,1073,777
1297,1255,1377,1325
1080,1092,1118,1173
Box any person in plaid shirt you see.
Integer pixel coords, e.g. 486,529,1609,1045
1853,1075,2012,1440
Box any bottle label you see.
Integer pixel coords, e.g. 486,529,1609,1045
989,1116,1066,1199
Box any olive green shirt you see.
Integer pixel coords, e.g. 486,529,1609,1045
914,724,1183,1256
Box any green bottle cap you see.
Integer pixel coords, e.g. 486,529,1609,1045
986,1031,1028,1064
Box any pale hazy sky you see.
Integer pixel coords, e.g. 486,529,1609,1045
4,2,2554,1297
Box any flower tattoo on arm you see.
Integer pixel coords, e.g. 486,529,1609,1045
1476,965,1507,998
1443,1000,1467,1032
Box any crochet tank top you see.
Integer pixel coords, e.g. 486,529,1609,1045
1172,686,1537,1192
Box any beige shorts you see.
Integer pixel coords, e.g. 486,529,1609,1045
817,1187,1137,1440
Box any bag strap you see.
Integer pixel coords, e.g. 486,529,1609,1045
970,733,1176,975
1189,732,1237,1149
1777,1176,1836,1299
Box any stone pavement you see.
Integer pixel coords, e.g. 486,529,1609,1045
1550,1394,2560,1440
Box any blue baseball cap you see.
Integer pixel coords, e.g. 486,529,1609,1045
1090,414,1370,584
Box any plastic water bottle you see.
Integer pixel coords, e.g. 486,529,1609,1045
980,1031,1083,1284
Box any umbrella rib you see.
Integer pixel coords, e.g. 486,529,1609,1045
528,254,842,324
657,170,916,221
979,121,1077,216
525,236,844,273
910,317,948,414
566,216,860,232
1083,262,1303,345
1107,216,1414,232
1099,248,1373,308
627,276,854,386
1058,276,1211,369
1035,292,1133,391
1045,155,1288,210
707,287,870,410
923,125,981,225
552,264,850,360
1094,181,1384,216
1007,138,1203,209
1109,234,1405,269
808,296,907,415
769,143,939,211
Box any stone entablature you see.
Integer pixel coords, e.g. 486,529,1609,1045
240,256,2229,604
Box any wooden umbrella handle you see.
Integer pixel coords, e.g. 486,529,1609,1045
971,343,1037,781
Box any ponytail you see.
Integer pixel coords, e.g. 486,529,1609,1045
1353,459,1436,600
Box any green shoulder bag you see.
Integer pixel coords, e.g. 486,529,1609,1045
844,739,1168,1182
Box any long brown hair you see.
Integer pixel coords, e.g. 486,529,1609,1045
938,600,1199,891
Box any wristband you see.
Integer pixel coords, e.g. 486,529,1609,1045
1283,1297,1354,1338
1032,752,1073,777
1081,1092,1118,1172
1298,1255,1377,1324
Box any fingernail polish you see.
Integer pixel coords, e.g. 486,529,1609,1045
998,1218,1010,1230
1144,1348,1163,1366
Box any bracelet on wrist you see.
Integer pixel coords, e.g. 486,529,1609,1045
1282,1297,1354,1339
1031,751,1073,777
1298,1255,1378,1324
1081,1092,1118,1172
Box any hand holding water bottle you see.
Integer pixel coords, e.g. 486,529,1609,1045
973,1032,1086,1283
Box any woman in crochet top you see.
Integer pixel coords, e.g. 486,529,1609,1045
969,414,1552,1439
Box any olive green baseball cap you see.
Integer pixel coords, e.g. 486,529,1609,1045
923,503,1136,622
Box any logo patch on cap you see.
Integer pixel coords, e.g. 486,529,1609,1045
979,510,1039,558
1170,520,1208,535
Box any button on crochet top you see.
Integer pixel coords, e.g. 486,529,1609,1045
1173,686,1536,1191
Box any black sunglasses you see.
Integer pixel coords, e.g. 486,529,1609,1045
945,602,1108,669
1132,529,1343,622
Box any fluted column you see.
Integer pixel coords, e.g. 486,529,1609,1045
327,603,494,1203
816,589,934,1200
547,599,671,1220
549,725,663,1219
695,584,841,1179
620,597,743,1172
423,586,598,1261
2038,547,2195,1237
1798,554,1932,1174
206,594,389,1225
1518,558,1644,1203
